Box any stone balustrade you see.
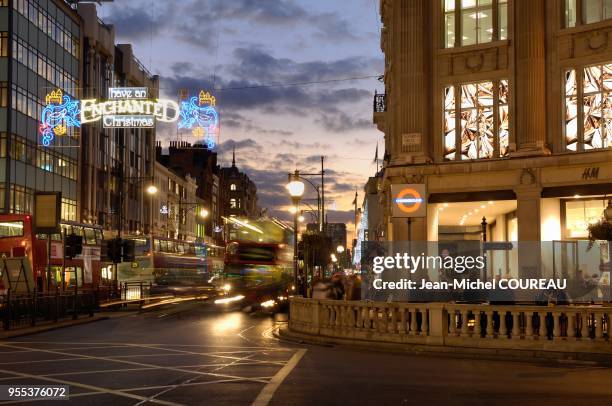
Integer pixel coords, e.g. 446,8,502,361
289,298,612,353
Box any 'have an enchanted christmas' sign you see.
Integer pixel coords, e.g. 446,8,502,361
40,87,219,149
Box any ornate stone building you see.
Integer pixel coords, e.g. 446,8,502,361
376,0,612,278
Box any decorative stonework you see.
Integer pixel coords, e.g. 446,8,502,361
438,43,508,78
560,28,612,60
519,168,537,185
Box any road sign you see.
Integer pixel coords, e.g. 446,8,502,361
391,184,426,218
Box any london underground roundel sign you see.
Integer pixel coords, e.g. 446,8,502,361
391,184,426,218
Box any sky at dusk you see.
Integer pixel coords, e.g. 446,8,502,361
98,0,385,235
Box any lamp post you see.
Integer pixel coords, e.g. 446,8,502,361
286,170,305,294
146,184,158,270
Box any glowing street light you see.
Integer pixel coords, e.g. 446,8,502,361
199,208,209,218
336,245,345,253
286,178,305,199
288,206,298,214
298,215,305,223
146,185,158,195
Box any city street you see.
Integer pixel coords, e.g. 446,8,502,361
0,302,611,406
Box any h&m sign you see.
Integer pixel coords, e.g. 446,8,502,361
582,167,600,180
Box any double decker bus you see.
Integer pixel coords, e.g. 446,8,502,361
217,217,293,310
116,236,222,296
0,214,111,296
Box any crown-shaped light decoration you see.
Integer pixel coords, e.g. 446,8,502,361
198,91,216,106
53,124,67,136
46,89,63,105
192,127,205,138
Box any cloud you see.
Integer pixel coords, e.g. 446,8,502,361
316,111,374,132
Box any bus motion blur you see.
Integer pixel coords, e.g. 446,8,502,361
216,216,293,312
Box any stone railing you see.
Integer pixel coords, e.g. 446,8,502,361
289,298,612,354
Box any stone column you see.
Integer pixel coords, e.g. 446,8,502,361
513,0,549,155
515,186,543,278
391,0,430,164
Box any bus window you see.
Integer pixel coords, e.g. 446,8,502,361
61,224,72,236
177,243,185,254
167,241,176,253
187,243,195,255
84,228,96,244
100,265,113,282
154,239,162,252
0,221,24,238
63,266,83,288
94,229,103,244
72,226,84,237
160,240,168,252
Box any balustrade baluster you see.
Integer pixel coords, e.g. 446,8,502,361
410,308,418,335
474,310,481,338
538,312,546,339
486,311,494,338
525,311,533,339
461,310,469,337
449,310,457,336
500,311,508,338
552,312,561,340
390,306,398,334
399,307,407,334
595,312,604,340
512,312,520,339
422,309,429,335
568,312,577,340
579,311,587,340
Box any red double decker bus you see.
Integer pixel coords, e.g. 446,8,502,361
0,214,111,296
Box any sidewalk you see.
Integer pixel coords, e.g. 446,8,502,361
0,310,137,339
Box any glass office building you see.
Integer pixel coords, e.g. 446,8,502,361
0,0,80,220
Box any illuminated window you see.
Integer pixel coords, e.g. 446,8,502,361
563,198,607,238
443,79,509,160
0,32,7,57
565,62,612,151
230,183,236,191
230,198,237,209
443,0,507,48
565,0,612,27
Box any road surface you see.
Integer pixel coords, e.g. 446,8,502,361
0,301,611,405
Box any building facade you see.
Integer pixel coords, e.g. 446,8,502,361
78,4,157,237
152,160,198,241
218,149,258,219
377,0,612,278
0,0,81,221
155,141,219,242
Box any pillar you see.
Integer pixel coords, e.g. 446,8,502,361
514,0,548,155
515,186,542,279
390,0,431,164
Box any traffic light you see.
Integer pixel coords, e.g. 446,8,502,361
121,239,135,262
104,237,122,264
64,233,83,259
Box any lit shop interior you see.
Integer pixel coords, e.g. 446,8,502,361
432,194,610,287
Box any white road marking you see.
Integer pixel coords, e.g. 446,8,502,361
7,341,293,350
251,349,307,406
0,343,272,384
0,368,183,406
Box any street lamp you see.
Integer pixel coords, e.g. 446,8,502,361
199,208,210,219
146,184,158,271
287,170,305,295
336,245,345,253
